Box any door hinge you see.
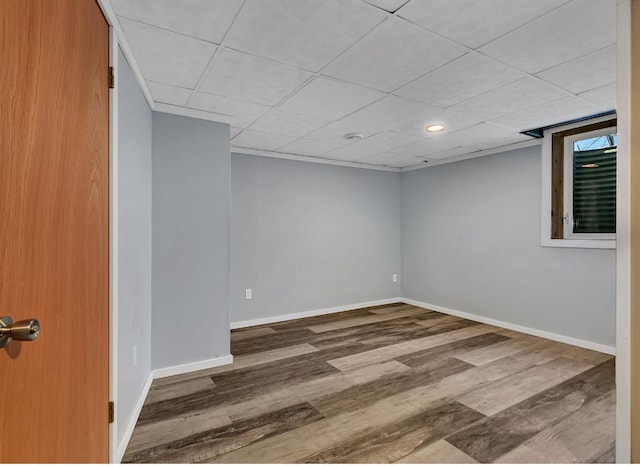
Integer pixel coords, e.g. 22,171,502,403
108,401,114,424
108,66,115,89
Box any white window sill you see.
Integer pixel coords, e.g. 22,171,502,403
541,238,616,250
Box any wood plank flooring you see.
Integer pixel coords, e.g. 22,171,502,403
123,303,615,463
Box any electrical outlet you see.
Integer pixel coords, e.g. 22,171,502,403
245,288,252,300
392,274,398,283
133,345,138,367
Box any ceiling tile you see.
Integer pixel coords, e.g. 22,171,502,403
322,16,466,92
578,84,616,110
278,138,348,157
491,96,604,131
390,107,482,137
115,0,615,164
536,45,616,94
119,18,216,88
111,0,243,43
444,122,531,149
394,52,525,108
390,138,455,158
390,122,529,158
147,81,193,106
394,157,427,168
397,0,567,49
188,92,270,127
424,143,529,162
308,96,479,142
397,145,472,162
363,0,410,13
247,108,331,138
354,151,401,164
231,129,298,151
303,98,414,140
276,76,385,121
224,0,387,71
355,151,420,167
427,146,471,160
323,131,424,161
478,0,615,73
366,130,426,151
315,152,362,163
391,133,468,158
198,49,312,106
447,77,569,120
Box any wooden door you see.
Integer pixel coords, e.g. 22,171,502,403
0,0,110,462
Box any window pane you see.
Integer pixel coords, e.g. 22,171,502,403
572,134,616,234
573,135,614,151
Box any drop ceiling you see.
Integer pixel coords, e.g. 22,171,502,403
112,0,616,169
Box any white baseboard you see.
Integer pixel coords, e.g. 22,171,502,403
115,371,153,463
114,355,234,462
401,298,616,355
231,296,614,354
153,354,234,379
230,297,404,329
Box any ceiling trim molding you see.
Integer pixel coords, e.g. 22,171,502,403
154,103,235,125
400,138,543,172
231,147,401,172
96,0,235,126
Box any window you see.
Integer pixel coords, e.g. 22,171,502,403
563,129,617,239
541,116,617,249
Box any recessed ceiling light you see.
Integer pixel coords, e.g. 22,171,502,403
426,124,445,133
344,132,364,140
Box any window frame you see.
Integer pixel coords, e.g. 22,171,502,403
541,115,617,249
562,126,617,241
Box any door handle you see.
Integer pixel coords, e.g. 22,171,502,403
0,316,40,348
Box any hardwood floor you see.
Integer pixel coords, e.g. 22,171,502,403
123,303,615,463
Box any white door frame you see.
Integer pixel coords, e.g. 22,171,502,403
95,0,125,461
107,27,120,464
616,0,632,462
96,0,152,461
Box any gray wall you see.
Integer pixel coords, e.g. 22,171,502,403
117,49,152,446
401,145,616,347
152,113,231,369
231,154,402,324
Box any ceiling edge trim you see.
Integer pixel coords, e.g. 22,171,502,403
97,0,235,127
400,139,543,172
154,103,235,125
231,147,401,172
